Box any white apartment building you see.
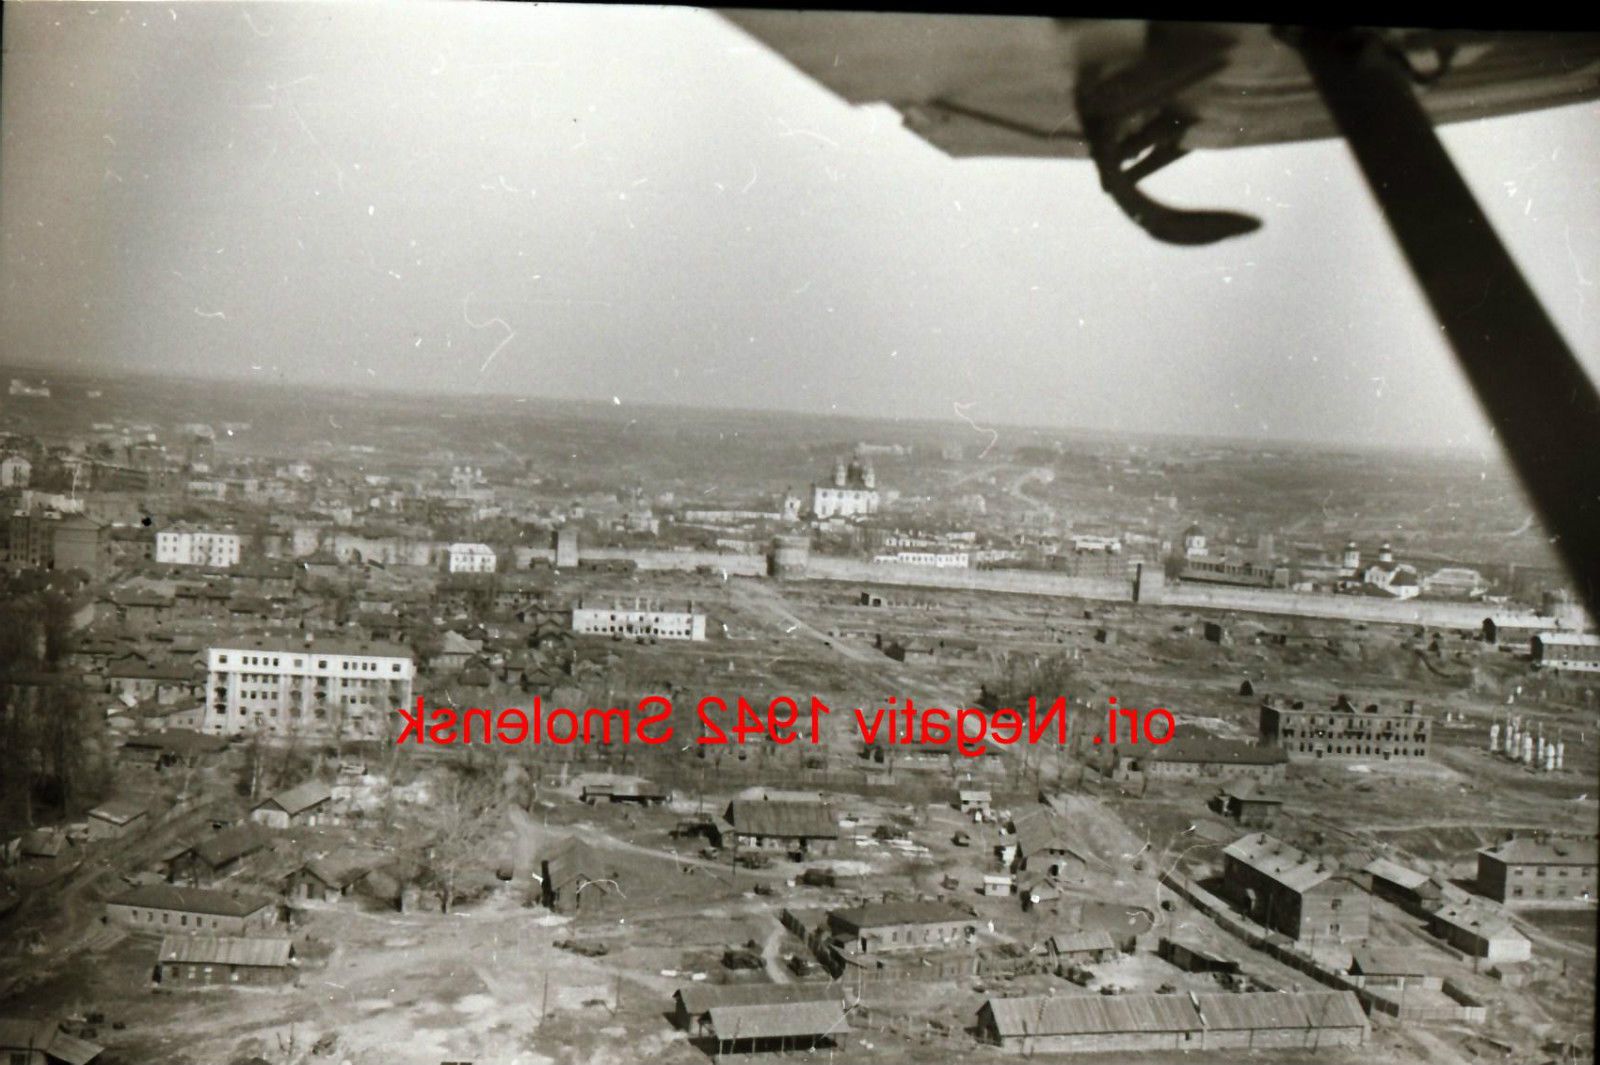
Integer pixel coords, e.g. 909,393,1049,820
447,542,497,573
156,526,242,568
203,635,415,739
572,600,706,641
874,551,970,569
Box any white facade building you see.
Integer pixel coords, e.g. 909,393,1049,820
1531,632,1600,673
572,600,706,641
203,636,415,739
873,551,970,569
156,526,242,568
447,542,497,573
811,456,880,520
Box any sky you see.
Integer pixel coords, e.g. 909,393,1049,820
2,3,1597,454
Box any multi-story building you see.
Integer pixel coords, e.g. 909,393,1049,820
2,511,54,570
156,525,242,568
810,456,879,520
52,514,109,577
572,599,705,641
1531,632,1600,673
1221,832,1371,944
202,635,414,740
1476,836,1597,906
873,550,970,568
0,454,31,488
446,542,497,573
1258,694,1430,763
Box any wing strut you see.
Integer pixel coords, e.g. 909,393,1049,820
1289,27,1600,619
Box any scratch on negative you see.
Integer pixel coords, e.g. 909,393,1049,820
463,294,515,374
952,401,1000,459
741,164,758,194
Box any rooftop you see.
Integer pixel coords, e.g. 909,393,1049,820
211,633,413,660
108,883,274,918
726,799,838,840
1223,832,1348,894
1478,836,1598,866
981,991,1366,1039
828,900,972,930
254,780,334,817
707,999,848,1041
159,935,293,967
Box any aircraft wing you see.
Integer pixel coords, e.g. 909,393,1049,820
721,14,1600,160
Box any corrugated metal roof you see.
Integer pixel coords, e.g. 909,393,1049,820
726,800,838,840
1049,930,1116,955
708,999,846,1040
108,883,274,918
1194,991,1366,1031
159,935,293,967
982,991,1368,1039
676,983,842,1018
984,992,1200,1037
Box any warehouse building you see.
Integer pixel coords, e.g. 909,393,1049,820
1108,736,1288,784
705,999,849,1055
106,885,277,935
825,900,977,954
1530,632,1600,673
976,990,1368,1054
155,935,296,987
672,983,845,1035
723,799,839,857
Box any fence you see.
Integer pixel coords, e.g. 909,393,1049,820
1160,872,1489,1025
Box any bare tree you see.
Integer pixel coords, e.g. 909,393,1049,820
415,766,502,913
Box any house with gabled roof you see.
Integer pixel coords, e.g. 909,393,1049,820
156,935,296,987
724,799,839,857
250,780,334,829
